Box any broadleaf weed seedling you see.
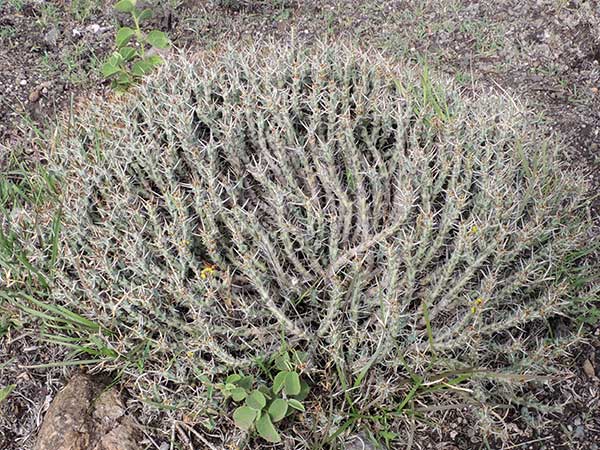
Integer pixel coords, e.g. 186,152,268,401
102,0,170,91
215,349,310,443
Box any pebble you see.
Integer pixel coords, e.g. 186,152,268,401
44,26,58,47
573,425,585,439
28,89,40,103
85,24,111,34
19,79,27,86
87,24,101,33
73,24,111,37
27,81,54,103
583,359,596,378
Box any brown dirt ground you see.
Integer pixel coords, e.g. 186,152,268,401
1,0,599,449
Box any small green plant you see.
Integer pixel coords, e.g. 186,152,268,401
217,350,310,443
0,384,15,405
0,25,16,40
0,311,21,337
102,0,170,91
70,0,101,22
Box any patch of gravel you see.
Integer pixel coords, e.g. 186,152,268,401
0,0,111,147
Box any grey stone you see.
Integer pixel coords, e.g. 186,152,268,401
34,374,141,450
44,26,58,47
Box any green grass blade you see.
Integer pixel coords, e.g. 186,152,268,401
0,384,16,404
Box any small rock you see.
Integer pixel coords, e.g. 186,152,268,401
583,359,596,379
34,374,141,450
72,24,110,38
344,434,377,450
87,24,101,33
28,89,41,103
28,82,52,103
84,24,112,34
19,79,27,86
44,26,58,47
573,425,585,439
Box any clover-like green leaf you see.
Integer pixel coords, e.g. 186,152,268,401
137,8,153,21
116,27,135,48
131,59,153,77
115,71,132,84
284,371,301,396
145,54,163,68
230,387,247,402
226,374,242,384
237,375,254,390
295,380,311,401
118,46,137,61
146,30,169,49
274,352,291,371
287,398,305,412
101,62,120,78
256,413,281,443
258,385,273,400
114,0,136,13
112,70,134,91
233,406,257,430
223,383,237,392
107,52,124,65
268,398,288,422
272,371,287,394
245,390,266,410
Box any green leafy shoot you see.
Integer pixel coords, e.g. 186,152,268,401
217,350,310,443
101,0,170,91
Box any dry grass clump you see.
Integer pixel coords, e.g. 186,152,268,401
45,43,595,445
210,0,292,10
